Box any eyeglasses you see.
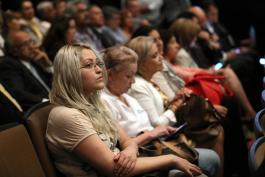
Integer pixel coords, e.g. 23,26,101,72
15,39,34,48
80,60,105,70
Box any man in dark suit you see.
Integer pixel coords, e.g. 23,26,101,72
87,5,117,49
0,31,52,111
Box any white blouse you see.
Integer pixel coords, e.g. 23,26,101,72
128,76,176,127
102,89,153,137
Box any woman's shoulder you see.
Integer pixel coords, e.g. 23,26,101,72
123,93,139,104
50,106,81,115
132,76,150,88
49,106,87,124
101,90,116,101
130,76,155,95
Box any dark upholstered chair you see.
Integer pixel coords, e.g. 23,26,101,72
0,123,46,177
24,101,63,177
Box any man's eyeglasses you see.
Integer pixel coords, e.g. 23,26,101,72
15,39,34,48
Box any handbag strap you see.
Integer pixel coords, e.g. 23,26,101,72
205,99,224,126
150,81,171,108
158,139,198,163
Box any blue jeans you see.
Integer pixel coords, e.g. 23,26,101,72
196,148,220,177
168,148,220,177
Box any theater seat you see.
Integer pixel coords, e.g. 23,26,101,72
254,109,265,138
24,101,63,177
0,123,46,177
249,136,265,177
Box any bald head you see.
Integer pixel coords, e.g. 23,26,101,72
7,31,31,49
7,31,35,60
189,6,207,27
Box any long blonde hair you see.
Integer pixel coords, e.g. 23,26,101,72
50,44,117,137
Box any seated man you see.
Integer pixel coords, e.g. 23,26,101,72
0,31,52,111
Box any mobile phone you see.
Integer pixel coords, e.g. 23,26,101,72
214,62,223,71
234,48,241,54
159,122,188,141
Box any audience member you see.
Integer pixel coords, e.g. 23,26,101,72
159,0,191,28
87,5,116,48
125,0,150,31
42,16,76,60
19,0,50,46
138,0,163,25
54,0,67,19
36,1,56,23
120,9,134,41
127,36,224,165
127,36,179,126
0,31,52,111
72,1,105,51
46,43,202,177
2,10,22,39
202,1,237,52
102,6,128,44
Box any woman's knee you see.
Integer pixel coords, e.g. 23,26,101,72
196,148,221,177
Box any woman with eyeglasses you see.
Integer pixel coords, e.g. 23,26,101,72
46,44,202,177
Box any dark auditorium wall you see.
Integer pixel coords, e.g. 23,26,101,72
215,0,265,56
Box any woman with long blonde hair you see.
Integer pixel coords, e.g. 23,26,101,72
46,44,202,177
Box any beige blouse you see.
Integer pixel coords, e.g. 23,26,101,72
46,106,120,177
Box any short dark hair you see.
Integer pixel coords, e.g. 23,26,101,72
132,25,156,38
201,0,217,12
102,6,119,21
159,29,174,53
19,0,32,11
177,11,197,20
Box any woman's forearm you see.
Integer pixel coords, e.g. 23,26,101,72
132,131,154,146
118,126,139,157
127,155,175,177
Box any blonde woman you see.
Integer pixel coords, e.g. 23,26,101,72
126,36,184,127
126,37,224,177
46,44,202,177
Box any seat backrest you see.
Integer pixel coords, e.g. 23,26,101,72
249,136,265,176
261,90,265,108
254,109,265,138
0,124,46,177
24,101,58,177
